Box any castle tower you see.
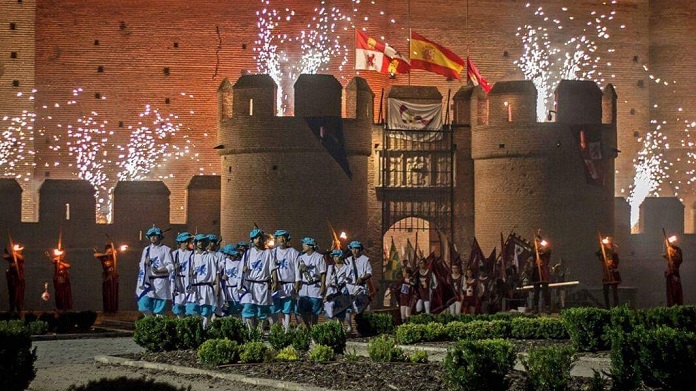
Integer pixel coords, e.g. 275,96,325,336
218,75,371,248
472,80,617,284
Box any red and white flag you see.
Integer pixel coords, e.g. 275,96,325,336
467,56,491,93
355,29,410,74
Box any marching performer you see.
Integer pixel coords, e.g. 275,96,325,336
345,241,373,315
185,234,219,328
136,227,173,316
94,243,120,313
239,228,278,330
49,246,73,311
391,266,417,323
295,237,326,327
462,267,480,315
3,237,25,313
270,229,299,332
219,244,243,317
170,232,193,318
449,263,464,315
663,234,684,306
532,232,551,314
415,257,436,314
596,236,621,309
324,249,353,332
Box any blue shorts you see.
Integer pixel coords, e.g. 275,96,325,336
172,303,186,316
297,296,323,316
271,297,295,315
138,296,167,315
224,301,243,316
242,303,270,319
185,303,215,317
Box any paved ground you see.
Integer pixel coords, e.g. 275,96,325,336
29,336,278,391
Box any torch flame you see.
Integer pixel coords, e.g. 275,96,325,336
119,244,128,252
668,235,678,244
539,240,548,247
13,244,23,251
339,232,347,240
602,237,611,244
53,249,64,256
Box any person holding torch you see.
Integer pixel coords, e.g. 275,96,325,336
49,245,73,311
596,235,621,309
532,232,551,314
3,234,25,313
663,233,683,306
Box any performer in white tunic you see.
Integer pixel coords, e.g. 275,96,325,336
295,237,326,328
136,227,174,316
240,228,278,329
324,249,354,332
205,234,224,317
185,234,219,329
219,244,243,317
345,241,373,315
171,232,193,318
270,229,300,332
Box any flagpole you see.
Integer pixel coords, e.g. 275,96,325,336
407,0,411,86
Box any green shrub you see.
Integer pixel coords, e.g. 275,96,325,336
443,339,516,391
175,317,205,350
275,346,300,362
291,326,311,352
640,305,696,331
310,321,346,354
607,325,644,391
522,345,577,391
608,305,638,335
637,326,696,390
268,324,294,351
354,312,394,336
445,321,468,341
561,307,610,352
409,349,428,363
38,312,57,332
206,317,246,344
396,323,427,344
28,321,48,335
239,341,267,363
424,322,447,341
511,317,568,340
67,376,190,391
367,335,405,362
0,321,37,391
308,344,334,362
408,313,436,324
587,369,609,391
197,338,240,368
133,317,177,352
435,312,457,324
466,320,510,339
537,317,569,339
455,314,476,324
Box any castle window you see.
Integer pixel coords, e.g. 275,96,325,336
95,93,101,99
242,43,247,50
118,121,124,128
94,39,99,45
119,21,126,30
10,23,17,30
12,80,19,87
165,98,170,104
173,42,179,48
163,67,170,76
44,171,50,178
10,51,17,59
249,99,254,116
97,65,104,73
65,203,71,220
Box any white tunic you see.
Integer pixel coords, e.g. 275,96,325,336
185,251,218,306
345,254,372,295
296,251,327,299
136,243,173,300
242,247,277,306
219,256,242,303
171,248,193,305
326,263,352,297
273,246,300,299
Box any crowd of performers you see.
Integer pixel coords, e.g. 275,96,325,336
387,230,686,321
136,227,374,330
0,228,685,318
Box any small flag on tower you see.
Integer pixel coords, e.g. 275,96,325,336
409,31,466,80
355,29,410,74
466,56,491,92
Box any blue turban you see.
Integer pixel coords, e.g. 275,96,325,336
273,229,291,239
175,232,192,243
206,234,221,244
249,228,264,240
347,240,363,250
330,249,343,258
194,233,209,243
146,227,163,237
301,237,318,248
236,241,248,248
221,244,238,256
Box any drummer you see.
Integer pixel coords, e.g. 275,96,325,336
324,249,353,332
345,241,373,315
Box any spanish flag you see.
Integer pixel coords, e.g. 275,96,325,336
410,31,466,80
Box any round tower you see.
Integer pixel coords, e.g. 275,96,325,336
218,74,371,249
472,80,616,285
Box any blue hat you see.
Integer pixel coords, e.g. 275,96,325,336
236,241,248,248
330,249,343,258
146,227,163,237
301,237,317,248
221,244,238,256
175,232,192,243
206,234,221,244
273,229,291,239
347,240,363,250
249,228,264,240
194,234,209,243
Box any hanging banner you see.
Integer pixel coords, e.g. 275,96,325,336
387,98,443,142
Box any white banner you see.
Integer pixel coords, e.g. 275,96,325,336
387,98,443,142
